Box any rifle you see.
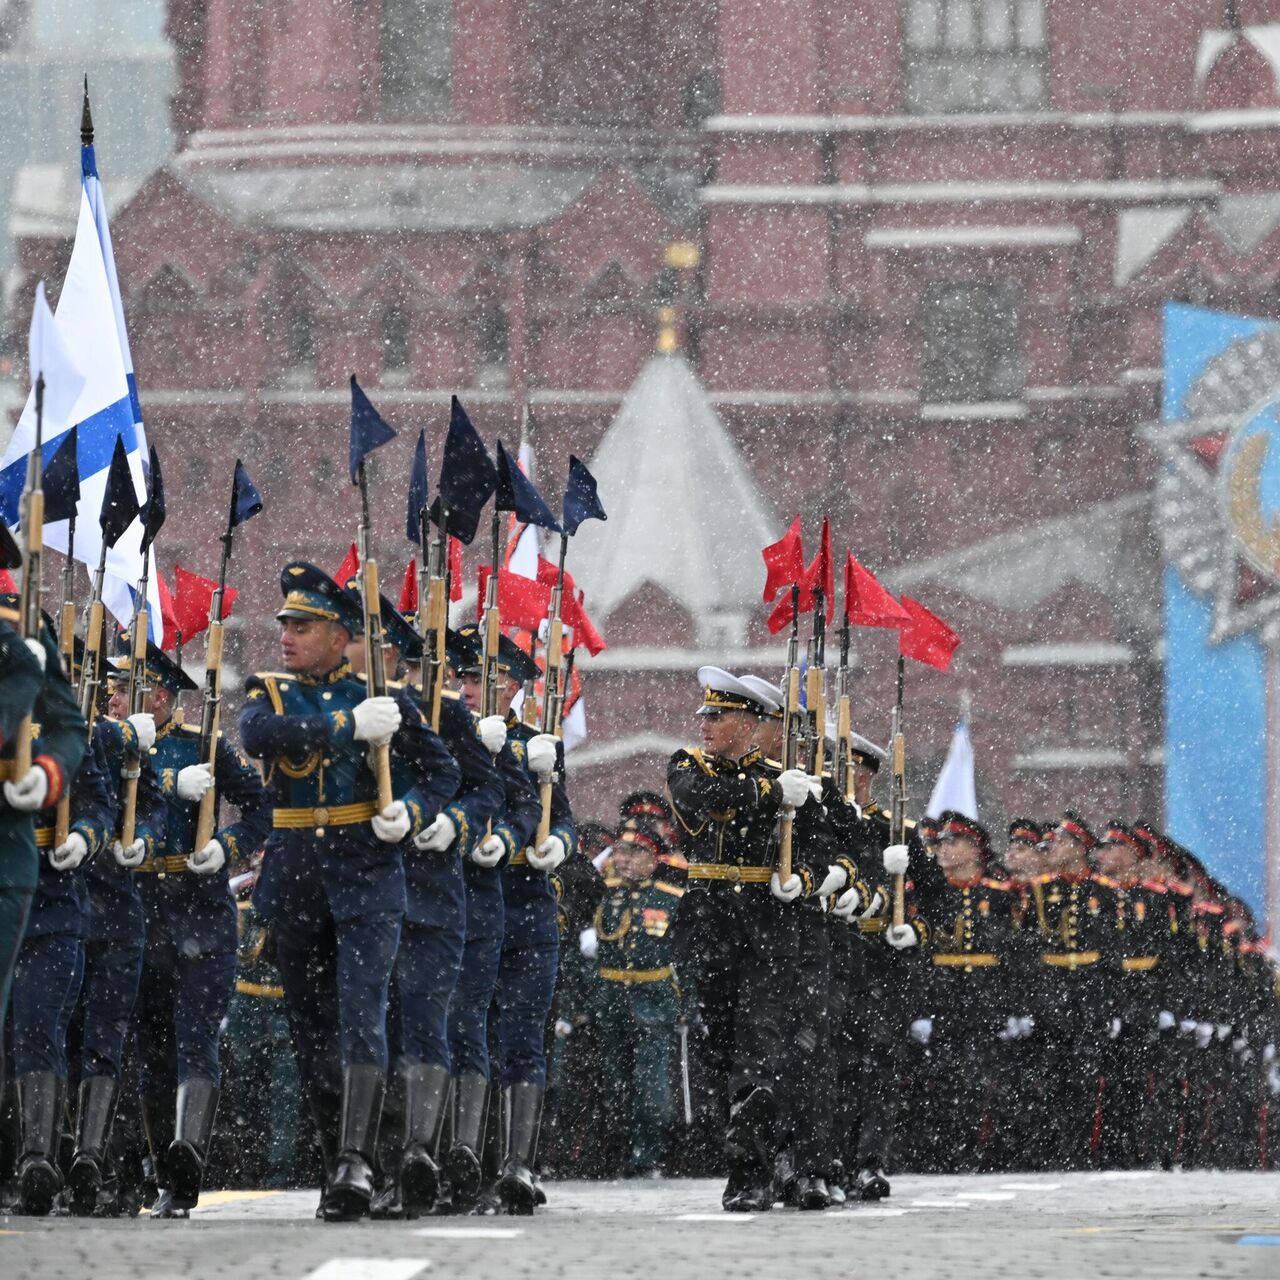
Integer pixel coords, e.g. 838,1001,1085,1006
776,583,802,883
117,546,154,850
534,531,568,847
13,371,46,779
478,504,502,725
53,501,80,848
418,506,448,733
833,617,854,804
355,456,394,810
806,584,827,779
889,655,908,928
192,521,234,851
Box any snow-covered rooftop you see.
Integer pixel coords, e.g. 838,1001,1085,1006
571,349,777,648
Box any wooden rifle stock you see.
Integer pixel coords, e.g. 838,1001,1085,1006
777,665,801,883
835,692,853,803
118,604,148,849
890,684,907,929
806,663,825,778
534,613,564,848
14,490,43,777
193,619,223,850
361,557,394,811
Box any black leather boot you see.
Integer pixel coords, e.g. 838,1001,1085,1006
308,1086,341,1218
495,1083,543,1216
141,1093,180,1217
370,1074,405,1221
17,1072,64,1217
444,1072,488,1213
323,1066,385,1223
400,1063,450,1218
68,1076,118,1217
853,1164,891,1200
166,1078,219,1213
796,1173,831,1210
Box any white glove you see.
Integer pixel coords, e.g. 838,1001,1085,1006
471,834,506,867
1215,1023,1232,1042
186,839,226,876
778,768,811,807
176,762,214,802
579,927,599,960
113,838,146,868
25,637,46,671
525,733,559,777
1016,1015,1035,1039
1179,1019,1198,1037
1232,1035,1249,1054
1158,1010,1176,1033
882,844,909,876
352,695,401,744
128,713,156,753
885,923,918,950
832,885,863,920
554,1019,573,1040
413,812,457,852
1195,1022,1214,1050
49,831,88,871
857,889,885,921
527,835,566,872
998,1015,1021,1042
371,800,411,843
3,765,49,812
909,1017,933,1045
814,865,847,899
1264,1043,1277,1065
1108,1017,1123,1040
769,872,804,903
478,715,507,755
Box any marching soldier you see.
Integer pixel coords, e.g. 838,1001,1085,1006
115,642,270,1217
665,667,818,1213
453,624,570,1215
340,593,506,1218
589,816,684,1177
2,606,104,1215
239,562,461,1222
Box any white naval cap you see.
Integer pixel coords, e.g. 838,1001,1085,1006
737,674,785,719
695,665,775,717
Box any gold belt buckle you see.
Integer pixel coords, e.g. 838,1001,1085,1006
314,806,329,836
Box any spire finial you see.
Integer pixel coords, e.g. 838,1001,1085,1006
80,75,94,147
656,305,678,354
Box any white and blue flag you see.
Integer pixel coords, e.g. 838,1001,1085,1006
0,141,162,636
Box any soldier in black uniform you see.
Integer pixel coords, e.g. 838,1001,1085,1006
666,668,820,1212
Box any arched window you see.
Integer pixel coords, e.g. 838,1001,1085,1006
381,0,451,120
382,304,411,373
903,0,1047,113
284,304,315,386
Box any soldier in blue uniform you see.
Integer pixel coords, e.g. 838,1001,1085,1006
73,704,166,1217
2,608,102,1215
239,562,461,1222
111,642,270,1218
438,629,539,1214
338,592,506,1218
453,625,574,1215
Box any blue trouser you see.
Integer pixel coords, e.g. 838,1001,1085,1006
495,937,559,1088
0,887,34,1085
273,905,402,1096
80,938,145,1080
9,931,84,1077
136,943,238,1092
390,919,465,1072
447,881,504,1079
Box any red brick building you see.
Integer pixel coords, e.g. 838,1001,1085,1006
17,0,1280,831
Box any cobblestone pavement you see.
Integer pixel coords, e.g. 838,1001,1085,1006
3,1171,1280,1280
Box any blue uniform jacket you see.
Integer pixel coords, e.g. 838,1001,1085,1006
502,717,576,947
139,719,271,956
395,688,504,932
85,718,166,946
240,660,461,923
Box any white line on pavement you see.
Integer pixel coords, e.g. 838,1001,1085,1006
910,1199,973,1208
304,1260,429,1280
414,1228,524,1239
673,1213,755,1222
955,1192,1017,1201
1000,1183,1062,1191
850,1207,912,1217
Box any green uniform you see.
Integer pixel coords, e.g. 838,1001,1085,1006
591,867,684,1175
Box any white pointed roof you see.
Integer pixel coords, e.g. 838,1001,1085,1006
572,351,776,646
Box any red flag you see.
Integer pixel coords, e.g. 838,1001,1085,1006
171,563,238,646
477,565,554,632
761,516,805,603
765,518,832,633
0,568,16,593
398,561,418,615
898,595,960,672
801,516,835,624
334,542,359,589
844,553,909,629
535,558,606,656
155,569,179,650
448,536,463,602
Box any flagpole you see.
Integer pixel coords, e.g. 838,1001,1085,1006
777,582,802,884
13,371,46,778
890,654,908,928
835,616,853,802
534,530,569,846
356,457,394,811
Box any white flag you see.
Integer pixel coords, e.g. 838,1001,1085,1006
28,281,86,433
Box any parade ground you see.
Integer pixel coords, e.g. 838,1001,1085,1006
3,1170,1279,1279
